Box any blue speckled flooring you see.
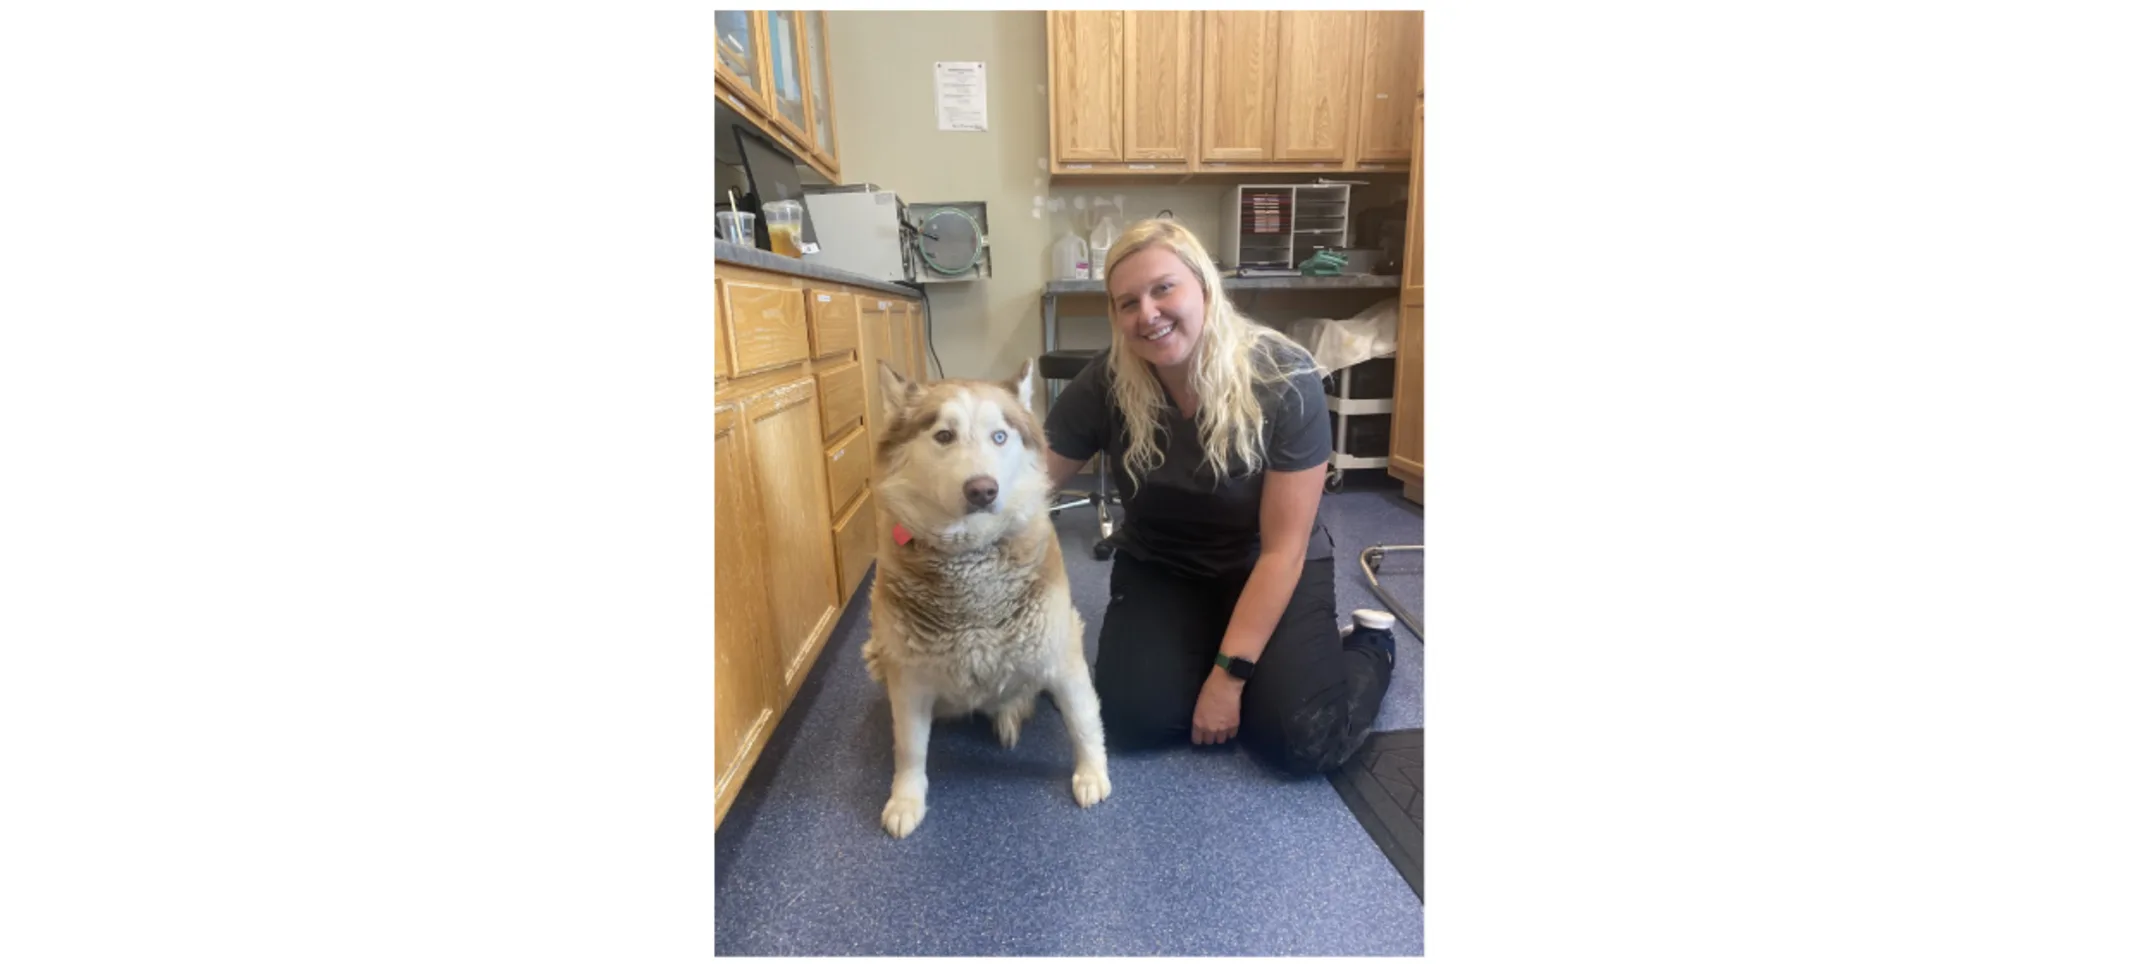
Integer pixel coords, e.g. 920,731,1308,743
715,474,1424,956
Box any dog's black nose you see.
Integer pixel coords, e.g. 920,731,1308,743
963,475,998,509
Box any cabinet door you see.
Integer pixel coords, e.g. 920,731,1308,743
723,281,810,375
1049,11,1124,162
1200,12,1279,162
858,296,895,452
1403,99,1424,293
903,302,929,383
714,279,730,381
802,11,838,169
887,303,914,385
1390,96,1424,488
763,11,811,144
1355,12,1422,163
717,11,769,113
1272,11,1358,162
1124,12,1197,161
715,402,779,824
1388,303,1424,486
746,379,841,690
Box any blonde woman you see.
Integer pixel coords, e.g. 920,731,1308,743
1044,219,1394,775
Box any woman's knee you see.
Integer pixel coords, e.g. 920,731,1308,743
1257,699,1364,776
1095,677,1184,751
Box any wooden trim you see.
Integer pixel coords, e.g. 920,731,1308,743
813,11,841,177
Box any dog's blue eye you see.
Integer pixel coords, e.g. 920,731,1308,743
934,429,954,444
991,430,1008,445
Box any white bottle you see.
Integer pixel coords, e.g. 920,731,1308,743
1052,229,1090,282
1088,212,1120,281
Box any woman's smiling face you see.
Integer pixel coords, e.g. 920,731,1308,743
1108,246,1205,373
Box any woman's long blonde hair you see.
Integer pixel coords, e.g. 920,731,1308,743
1103,219,1314,489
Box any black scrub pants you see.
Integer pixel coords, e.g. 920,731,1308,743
1092,552,1393,775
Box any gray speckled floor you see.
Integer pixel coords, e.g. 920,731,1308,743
714,475,1424,956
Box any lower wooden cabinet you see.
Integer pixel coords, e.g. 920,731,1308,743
715,402,779,820
714,260,920,828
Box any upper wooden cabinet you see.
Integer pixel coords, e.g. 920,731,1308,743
1199,11,1280,163
1048,11,1420,175
1271,11,1358,162
716,11,840,183
1356,11,1424,163
1049,12,1125,162
1124,12,1199,162
717,11,769,115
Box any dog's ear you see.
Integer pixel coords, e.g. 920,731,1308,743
879,361,918,418
1004,358,1034,411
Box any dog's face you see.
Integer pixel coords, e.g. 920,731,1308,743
875,360,1049,544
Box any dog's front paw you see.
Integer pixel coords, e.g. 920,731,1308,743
1071,763,1112,808
881,794,928,838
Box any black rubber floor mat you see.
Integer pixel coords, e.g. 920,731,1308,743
1327,728,1422,900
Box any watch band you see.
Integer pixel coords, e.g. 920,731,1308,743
1215,653,1256,680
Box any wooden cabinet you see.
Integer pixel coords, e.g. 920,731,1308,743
1199,11,1280,163
715,402,778,823
1389,96,1425,488
717,12,769,115
715,11,840,183
801,11,838,170
1355,11,1423,163
805,288,857,359
1047,10,1420,176
1048,12,1124,162
816,359,865,440
714,260,919,828
1125,12,1199,162
715,280,730,381
744,377,841,690
722,281,810,376
1271,11,1358,162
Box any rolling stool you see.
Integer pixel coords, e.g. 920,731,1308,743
1039,349,1120,561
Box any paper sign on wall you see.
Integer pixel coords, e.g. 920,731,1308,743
934,61,988,132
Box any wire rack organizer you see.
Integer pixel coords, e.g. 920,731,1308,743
1217,183,1352,275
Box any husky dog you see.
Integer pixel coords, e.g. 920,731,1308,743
860,360,1111,838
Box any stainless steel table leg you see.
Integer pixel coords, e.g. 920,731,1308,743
1359,544,1423,640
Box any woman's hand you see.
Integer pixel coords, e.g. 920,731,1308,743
1191,669,1245,745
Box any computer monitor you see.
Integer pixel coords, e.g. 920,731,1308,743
732,126,820,253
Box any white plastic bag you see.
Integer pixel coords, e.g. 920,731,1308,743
1284,298,1400,375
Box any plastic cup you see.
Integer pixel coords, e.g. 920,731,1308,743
762,200,804,257
717,210,756,246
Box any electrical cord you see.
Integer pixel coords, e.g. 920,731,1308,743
921,286,944,380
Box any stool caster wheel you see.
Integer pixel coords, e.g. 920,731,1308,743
1092,542,1115,561
1324,467,1345,493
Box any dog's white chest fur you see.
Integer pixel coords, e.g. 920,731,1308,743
867,538,1059,712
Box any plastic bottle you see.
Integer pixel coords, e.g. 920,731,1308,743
1088,209,1120,280
1051,229,1090,282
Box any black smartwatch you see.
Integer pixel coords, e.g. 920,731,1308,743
1214,653,1256,681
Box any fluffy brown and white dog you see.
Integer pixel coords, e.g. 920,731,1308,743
860,360,1110,838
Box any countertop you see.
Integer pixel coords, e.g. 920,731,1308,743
716,241,923,298
1043,275,1400,296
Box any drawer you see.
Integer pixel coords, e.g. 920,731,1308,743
815,359,865,440
832,487,877,604
823,423,870,517
805,288,859,359
723,281,810,375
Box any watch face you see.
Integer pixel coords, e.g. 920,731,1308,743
1226,656,1254,680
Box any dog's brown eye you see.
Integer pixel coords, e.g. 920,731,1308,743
991,430,1008,445
933,429,955,444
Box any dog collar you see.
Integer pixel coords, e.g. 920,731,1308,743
891,522,914,546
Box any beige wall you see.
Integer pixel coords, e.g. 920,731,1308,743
829,11,1052,386
828,11,1409,389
